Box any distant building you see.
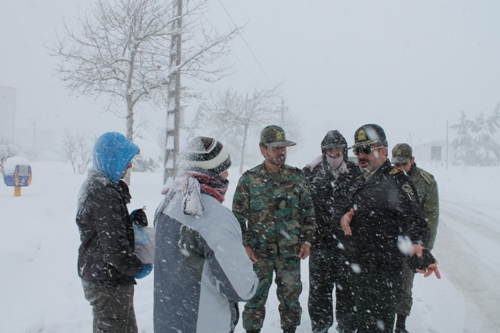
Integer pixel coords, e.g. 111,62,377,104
0,86,16,141
410,140,454,164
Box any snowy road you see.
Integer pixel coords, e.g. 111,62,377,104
435,198,500,332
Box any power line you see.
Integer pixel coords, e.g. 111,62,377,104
217,0,274,86
201,12,259,84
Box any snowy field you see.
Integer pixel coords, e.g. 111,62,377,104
1,160,499,333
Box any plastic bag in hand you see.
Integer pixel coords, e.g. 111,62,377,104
133,224,155,264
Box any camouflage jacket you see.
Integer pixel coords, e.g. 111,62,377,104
408,163,439,250
232,163,316,259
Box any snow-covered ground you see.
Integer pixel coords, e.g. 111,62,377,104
1,160,499,332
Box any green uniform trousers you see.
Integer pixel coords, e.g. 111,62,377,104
243,255,302,331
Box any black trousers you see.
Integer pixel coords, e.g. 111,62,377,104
308,244,354,333
83,283,138,333
350,270,403,333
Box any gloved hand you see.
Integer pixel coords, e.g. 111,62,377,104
407,248,436,272
130,208,148,227
135,264,153,279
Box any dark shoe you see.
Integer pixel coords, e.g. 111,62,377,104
246,330,261,333
283,328,296,333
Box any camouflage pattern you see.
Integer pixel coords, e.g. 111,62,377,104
242,255,302,330
232,163,316,257
397,162,439,317
232,162,316,330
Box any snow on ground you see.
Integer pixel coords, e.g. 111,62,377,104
1,160,499,332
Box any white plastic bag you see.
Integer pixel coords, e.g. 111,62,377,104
133,225,155,264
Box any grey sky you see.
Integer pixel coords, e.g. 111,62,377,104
1,0,499,163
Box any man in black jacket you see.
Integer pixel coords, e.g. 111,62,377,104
303,130,361,333
339,124,440,333
76,132,151,333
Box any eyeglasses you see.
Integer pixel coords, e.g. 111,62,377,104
353,145,382,156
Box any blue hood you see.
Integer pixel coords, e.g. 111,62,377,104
92,132,139,183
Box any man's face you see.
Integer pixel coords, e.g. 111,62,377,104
394,157,415,173
261,146,287,167
354,144,387,173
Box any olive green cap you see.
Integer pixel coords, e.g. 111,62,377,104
260,125,296,148
391,143,413,164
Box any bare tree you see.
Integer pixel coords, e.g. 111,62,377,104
193,86,283,173
62,131,94,174
48,0,240,144
0,137,19,176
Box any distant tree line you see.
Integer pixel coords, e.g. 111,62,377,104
451,102,500,166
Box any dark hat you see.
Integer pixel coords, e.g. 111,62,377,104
321,130,348,160
352,124,388,148
183,136,231,175
391,143,413,164
260,125,296,148
321,130,347,152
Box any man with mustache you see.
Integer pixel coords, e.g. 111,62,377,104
338,124,440,333
232,125,316,333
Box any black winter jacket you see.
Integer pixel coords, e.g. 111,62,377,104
76,170,142,287
340,160,430,273
303,157,361,246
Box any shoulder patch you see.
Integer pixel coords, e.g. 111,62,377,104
402,183,414,194
419,169,435,185
389,168,400,175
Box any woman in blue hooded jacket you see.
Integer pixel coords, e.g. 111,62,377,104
76,132,151,333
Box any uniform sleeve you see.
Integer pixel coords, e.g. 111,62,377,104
232,174,251,247
397,174,430,247
298,176,317,244
94,188,142,276
423,180,439,250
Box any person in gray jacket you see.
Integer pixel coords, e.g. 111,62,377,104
154,136,259,333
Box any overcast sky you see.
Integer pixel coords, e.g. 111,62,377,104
2,0,500,163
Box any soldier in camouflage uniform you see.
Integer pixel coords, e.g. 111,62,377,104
392,143,440,333
232,125,316,333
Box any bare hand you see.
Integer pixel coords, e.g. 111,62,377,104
411,244,425,257
298,243,311,260
416,262,441,279
340,208,354,236
245,246,258,264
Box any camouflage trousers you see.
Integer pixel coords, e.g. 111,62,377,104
83,283,138,333
349,270,403,333
242,255,302,331
396,260,416,316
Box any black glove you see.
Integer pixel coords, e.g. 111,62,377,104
130,209,148,227
407,248,436,272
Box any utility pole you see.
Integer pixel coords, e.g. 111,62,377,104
163,0,183,184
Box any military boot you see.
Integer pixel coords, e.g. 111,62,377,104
283,327,296,333
246,330,260,333
394,314,409,333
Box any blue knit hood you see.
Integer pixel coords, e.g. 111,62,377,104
92,132,139,183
